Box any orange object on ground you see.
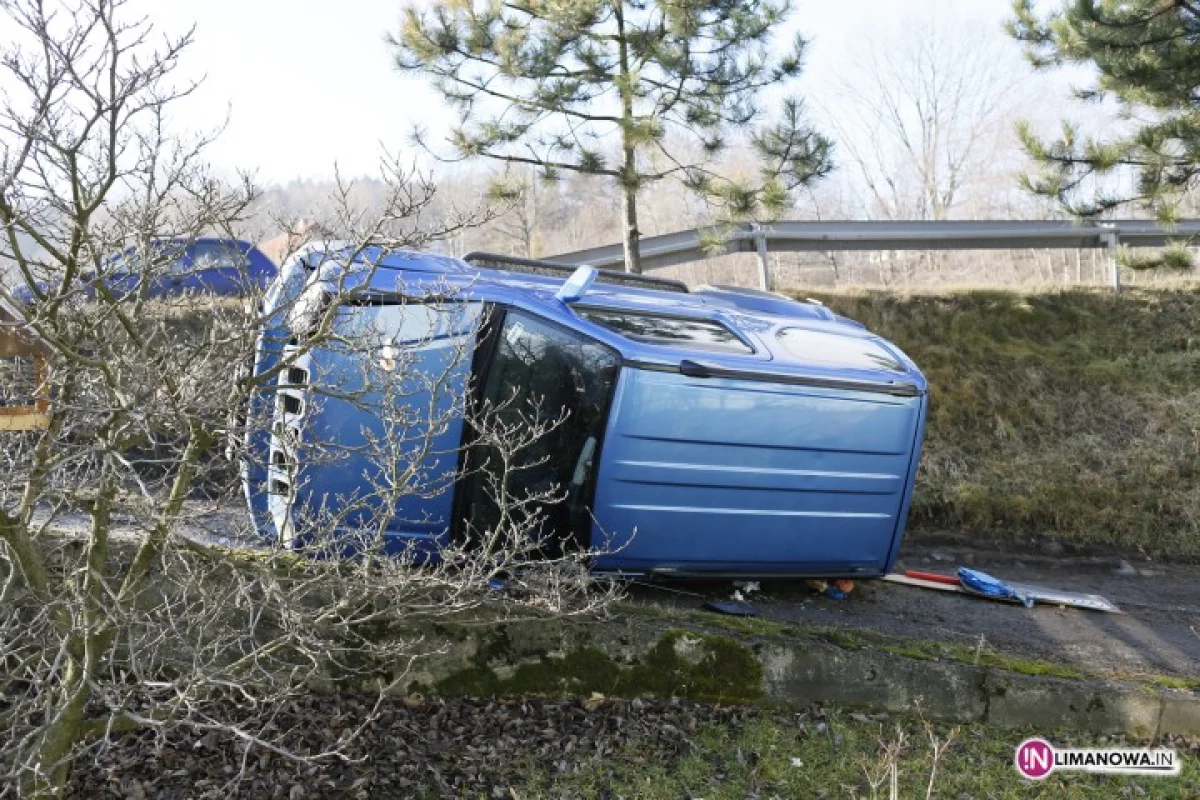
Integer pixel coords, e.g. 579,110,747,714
807,579,855,599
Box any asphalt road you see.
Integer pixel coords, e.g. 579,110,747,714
630,542,1200,680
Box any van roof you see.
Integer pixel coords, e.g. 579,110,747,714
304,246,927,395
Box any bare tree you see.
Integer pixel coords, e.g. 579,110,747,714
826,13,1027,222
0,2,617,796
489,166,544,259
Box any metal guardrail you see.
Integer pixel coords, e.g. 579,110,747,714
547,220,1200,291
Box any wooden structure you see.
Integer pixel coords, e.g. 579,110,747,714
0,297,50,431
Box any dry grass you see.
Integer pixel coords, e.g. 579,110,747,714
799,285,1200,559
517,706,1199,800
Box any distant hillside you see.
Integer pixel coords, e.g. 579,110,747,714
805,287,1200,560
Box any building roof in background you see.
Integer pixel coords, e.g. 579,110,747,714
258,219,334,266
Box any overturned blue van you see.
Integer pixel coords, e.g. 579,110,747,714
243,247,927,578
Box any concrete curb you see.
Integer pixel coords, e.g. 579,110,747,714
388,613,1199,740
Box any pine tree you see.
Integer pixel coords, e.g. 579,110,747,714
392,0,832,273
1009,1,1200,222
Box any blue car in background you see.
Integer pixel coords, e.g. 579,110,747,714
243,248,928,579
11,237,275,302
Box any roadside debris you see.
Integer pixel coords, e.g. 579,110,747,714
1002,580,1122,613
883,568,1121,613
958,568,1034,608
903,570,959,586
703,599,758,617
806,579,856,600
702,579,766,616
731,580,761,604
882,572,965,593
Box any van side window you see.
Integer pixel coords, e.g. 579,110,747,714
576,307,752,354
185,241,246,272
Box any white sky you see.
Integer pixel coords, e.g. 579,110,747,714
143,0,1057,183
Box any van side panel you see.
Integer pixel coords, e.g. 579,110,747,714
590,367,924,575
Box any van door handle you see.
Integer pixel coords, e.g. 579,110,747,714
570,436,597,487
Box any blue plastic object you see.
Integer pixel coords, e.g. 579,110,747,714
958,568,1035,608
555,265,599,302
242,249,929,578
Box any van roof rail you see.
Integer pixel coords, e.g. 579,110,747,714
462,252,689,294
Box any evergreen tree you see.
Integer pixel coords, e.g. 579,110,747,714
1010,1,1200,224
392,0,832,273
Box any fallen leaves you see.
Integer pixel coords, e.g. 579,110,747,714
66,693,756,798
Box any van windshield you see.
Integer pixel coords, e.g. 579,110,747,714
459,309,620,551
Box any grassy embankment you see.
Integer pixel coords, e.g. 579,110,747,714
804,287,1200,560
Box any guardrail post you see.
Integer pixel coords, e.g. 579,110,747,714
1100,226,1120,292
751,223,772,292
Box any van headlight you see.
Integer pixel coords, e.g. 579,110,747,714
286,282,333,338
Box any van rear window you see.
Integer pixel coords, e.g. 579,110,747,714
577,308,753,354
778,328,905,372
